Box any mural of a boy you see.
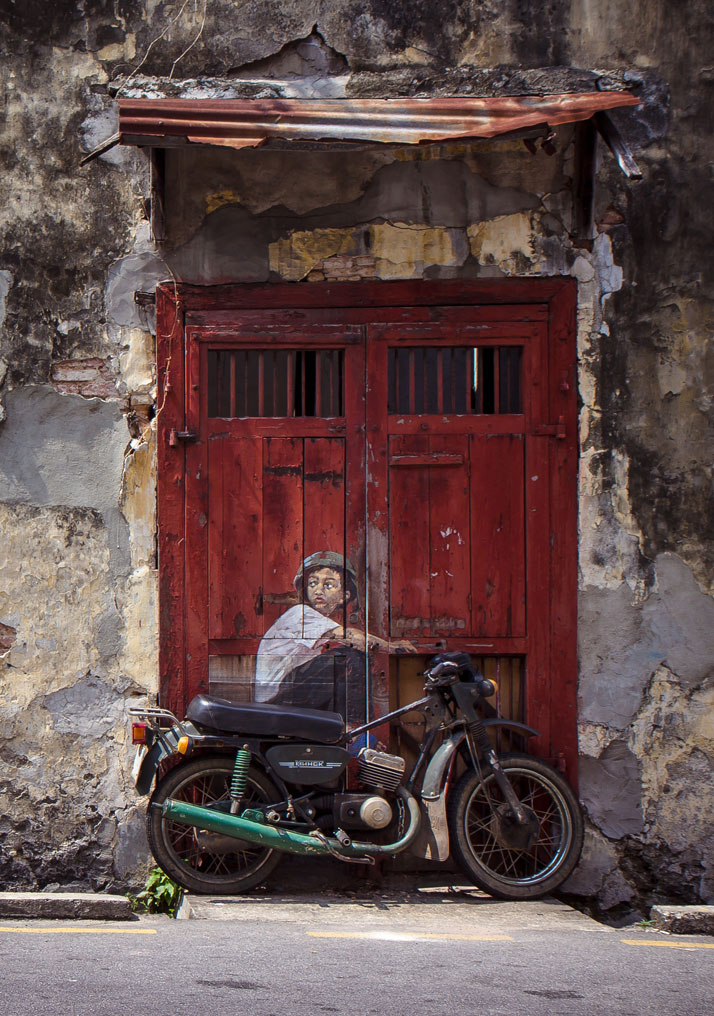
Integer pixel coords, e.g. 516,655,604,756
254,550,413,725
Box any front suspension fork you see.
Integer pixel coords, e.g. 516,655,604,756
453,689,529,825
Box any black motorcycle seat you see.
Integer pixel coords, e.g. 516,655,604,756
185,694,345,743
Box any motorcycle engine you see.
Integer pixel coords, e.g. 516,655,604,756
334,793,393,830
358,747,406,791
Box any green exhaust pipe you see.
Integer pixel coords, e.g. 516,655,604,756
162,787,421,859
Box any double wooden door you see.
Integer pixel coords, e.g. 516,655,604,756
157,281,577,774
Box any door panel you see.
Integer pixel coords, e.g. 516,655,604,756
388,434,472,639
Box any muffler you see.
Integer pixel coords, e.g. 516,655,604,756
161,786,421,859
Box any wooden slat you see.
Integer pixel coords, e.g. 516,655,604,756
390,453,464,467
184,336,209,700
388,434,431,638
364,332,389,721
208,437,264,640
207,437,225,637
428,434,471,637
157,288,186,715
208,418,346,437
209,634,527,655
470,434,526,637
387,416,525,436
176,278,557,313
303,438,347,626
523,319,552,756
547,281,579,782
229,350,236,417
261,437,304,633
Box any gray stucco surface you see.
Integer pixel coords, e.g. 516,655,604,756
0,387,127,513
0,387,131,577
579,554,714,728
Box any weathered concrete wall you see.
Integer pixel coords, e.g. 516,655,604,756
0,3,712,905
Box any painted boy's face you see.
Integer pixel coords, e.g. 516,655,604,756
306,567,348,618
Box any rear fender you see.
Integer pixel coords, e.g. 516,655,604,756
135,726,181,795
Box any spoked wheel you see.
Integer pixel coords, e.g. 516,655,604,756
447,753,584,900
147,755,283,894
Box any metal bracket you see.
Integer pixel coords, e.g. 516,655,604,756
169,428,199,446
594,111,643,180
534,416,566,439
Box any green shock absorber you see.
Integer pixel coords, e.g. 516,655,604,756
230,748,252,813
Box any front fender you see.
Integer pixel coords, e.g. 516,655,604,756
412,720,540,862
420,720,540,801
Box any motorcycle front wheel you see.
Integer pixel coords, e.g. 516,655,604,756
447,753,584,900
147,755,283,894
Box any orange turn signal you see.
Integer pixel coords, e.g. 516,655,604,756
131,722,148,745
176,736,191,755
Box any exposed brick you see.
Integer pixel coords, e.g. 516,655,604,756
50,358,120,401
320,254,377,282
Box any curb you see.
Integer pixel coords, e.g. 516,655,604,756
0,892,133,921
650,905,714,936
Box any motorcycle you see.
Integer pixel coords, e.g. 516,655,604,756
128,651,583,900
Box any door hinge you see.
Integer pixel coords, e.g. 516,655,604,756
168,429,199,446
534,416,566,439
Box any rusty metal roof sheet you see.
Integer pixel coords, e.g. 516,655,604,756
117,93,640,151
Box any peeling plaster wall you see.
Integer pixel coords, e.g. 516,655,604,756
1,3,713,905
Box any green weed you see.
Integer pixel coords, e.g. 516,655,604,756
129,866,183,917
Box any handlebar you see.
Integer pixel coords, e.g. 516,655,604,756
423,652,497,699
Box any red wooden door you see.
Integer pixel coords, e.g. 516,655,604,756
157,281,577,774
179,314,367,727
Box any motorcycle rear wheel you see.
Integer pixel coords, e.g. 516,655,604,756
447,753,583,900
147,755,283,894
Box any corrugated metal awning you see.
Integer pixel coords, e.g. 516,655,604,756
115,92,639,151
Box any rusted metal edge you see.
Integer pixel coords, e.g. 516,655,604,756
116,92,640,150
119,122,552,154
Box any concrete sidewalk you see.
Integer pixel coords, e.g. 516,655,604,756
179,884,604,936
0,892,132,920
2,887,713,938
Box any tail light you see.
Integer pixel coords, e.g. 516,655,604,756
131,722,148,745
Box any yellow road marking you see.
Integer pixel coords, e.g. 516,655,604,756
308,931,512,942
622,938,714,950
0,926,157,935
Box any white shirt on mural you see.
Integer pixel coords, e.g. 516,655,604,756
253,604,338,702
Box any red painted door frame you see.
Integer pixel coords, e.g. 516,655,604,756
156,278,578,776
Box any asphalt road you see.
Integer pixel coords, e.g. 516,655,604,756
1,891,712,1016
